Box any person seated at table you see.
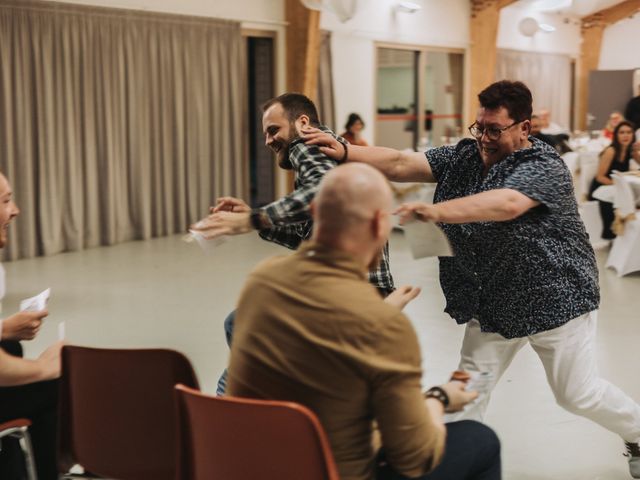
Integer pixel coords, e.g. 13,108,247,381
340,113,369,146
537,108,567,135
588,120,638,239
531,115,572,154
601,111,624,141
530,115,556,147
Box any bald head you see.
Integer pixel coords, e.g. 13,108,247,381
312,163,392,258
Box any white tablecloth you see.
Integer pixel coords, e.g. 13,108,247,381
592,174,640,207
577,151,600,200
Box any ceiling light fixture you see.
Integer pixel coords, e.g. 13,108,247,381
518,16,556,36
395,1,422,14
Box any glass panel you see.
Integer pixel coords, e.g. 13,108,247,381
376,48,418,150
248,37,275,207
422,51,464,147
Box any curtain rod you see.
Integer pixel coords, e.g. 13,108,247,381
237,18,289,27
0,1,288,27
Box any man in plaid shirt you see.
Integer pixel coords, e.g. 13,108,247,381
193,93,394,294
192,93,417,394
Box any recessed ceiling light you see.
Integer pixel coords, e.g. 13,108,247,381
396,1,422,13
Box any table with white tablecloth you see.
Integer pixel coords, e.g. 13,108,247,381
591,173,640,207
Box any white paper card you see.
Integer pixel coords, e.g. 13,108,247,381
443,371,494,422
19,288,51,312
185,230,226,255
402,220,453,258
465,371,494,394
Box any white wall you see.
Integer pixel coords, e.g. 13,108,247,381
497,3,581,56
599,15,640,70
496,2,640,71
330,33,377,141
321,0,470,145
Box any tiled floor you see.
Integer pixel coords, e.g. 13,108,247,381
5,230,640,479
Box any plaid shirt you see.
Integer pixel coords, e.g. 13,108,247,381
257,126,394,293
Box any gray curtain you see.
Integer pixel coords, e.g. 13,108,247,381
495,49,572,131
317,30,336,130
0,0,246,260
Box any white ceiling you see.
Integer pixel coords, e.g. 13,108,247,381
517,0,626,17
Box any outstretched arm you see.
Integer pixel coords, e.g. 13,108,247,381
395,189,540,224
0,341,63,386
302,127,435,183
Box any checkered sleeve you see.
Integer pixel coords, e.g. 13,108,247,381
368,242,395,294
259,140,338,228
257,222,311,250
254,128,395,292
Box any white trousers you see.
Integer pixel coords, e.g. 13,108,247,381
455,311,640,442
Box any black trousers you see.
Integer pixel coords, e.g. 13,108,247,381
589,179,616,240
0,341,58,480
376,420,501,480
597,200,616,239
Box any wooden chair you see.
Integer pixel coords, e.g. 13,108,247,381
606,173,640,276
0,419,37,480
175,384,340,480
58,346,199,479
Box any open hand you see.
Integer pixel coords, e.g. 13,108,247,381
439,380,479,413
301,126,346,161
384,285,421,310
394,202,439,225
190,211,252,240
211,197,250,214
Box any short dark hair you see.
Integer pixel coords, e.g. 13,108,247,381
478,80,533,122
344,113,364,131
262,93,321,126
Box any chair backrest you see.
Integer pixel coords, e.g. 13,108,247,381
579,151,599,199
611,173,637,217
560,151,579,176
58,346,199,480
175,384,340,480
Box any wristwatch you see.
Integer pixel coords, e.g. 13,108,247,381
424,386,450,409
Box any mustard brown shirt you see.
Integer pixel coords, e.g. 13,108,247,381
227,242,445,480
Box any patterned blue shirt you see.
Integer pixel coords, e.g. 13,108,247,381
257,126,395,293
426,137,599,338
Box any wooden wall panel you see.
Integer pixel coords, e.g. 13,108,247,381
468,0,517,123
285,0,321,100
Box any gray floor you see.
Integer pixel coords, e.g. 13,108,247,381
5,230,640,479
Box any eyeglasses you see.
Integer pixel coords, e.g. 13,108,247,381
468,120,522,141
